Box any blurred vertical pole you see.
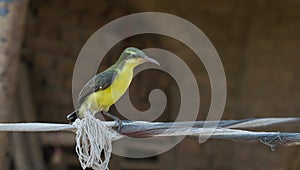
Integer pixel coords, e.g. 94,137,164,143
0,0,28,168
16,63,46,170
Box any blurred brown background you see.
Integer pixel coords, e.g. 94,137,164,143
0,0,300,169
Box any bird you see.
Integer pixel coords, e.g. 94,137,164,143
66,47,159,129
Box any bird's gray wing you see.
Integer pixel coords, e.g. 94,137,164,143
78,69,117,105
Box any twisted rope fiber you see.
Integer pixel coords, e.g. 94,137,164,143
1,117,300,169
0,114,123,170
73,114,121,170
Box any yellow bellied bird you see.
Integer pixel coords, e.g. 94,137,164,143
66,47,159,128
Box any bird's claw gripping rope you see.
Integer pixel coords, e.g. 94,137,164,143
102,111,123,131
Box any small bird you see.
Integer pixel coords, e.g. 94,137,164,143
66,47,159,128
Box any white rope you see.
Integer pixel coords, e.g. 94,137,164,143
0,122,75,131
72,114,122,170
0,115,123,170
0,117,300,169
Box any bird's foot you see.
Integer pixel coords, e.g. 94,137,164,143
66,110,78,123
102,111,123,131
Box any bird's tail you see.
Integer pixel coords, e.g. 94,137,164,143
66,110,78,122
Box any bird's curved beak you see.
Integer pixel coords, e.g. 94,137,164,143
143,56,160,65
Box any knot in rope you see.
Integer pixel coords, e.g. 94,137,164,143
73,114,117,170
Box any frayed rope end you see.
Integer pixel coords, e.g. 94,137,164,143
72,114,122,170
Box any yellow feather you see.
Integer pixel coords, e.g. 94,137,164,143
78,59,138,117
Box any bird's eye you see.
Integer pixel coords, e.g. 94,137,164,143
132,54,137,58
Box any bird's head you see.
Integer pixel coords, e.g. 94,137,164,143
117,47,159,67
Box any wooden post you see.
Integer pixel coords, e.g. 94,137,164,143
0,0,28,168
16,63,46,170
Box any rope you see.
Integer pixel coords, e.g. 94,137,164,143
0,122,75,132
73,114,122,170
0,114,123,170
1,117,300,169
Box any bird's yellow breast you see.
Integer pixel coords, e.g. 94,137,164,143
79,62,136,115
